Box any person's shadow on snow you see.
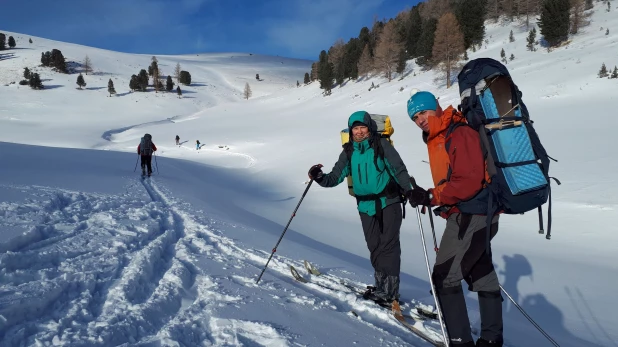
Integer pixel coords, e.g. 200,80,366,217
498,254,607,347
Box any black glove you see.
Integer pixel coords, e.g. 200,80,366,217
407,177,432,207
308,164,324,181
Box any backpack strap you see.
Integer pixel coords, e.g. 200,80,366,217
442,122,468,183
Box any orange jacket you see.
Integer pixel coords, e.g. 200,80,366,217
425,106,486,217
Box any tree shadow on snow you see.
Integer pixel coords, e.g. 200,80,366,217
0,53,17,62
43,85,63,90
496,254,607,347
86,87,105,91
115,91,132,97
189,83,207,87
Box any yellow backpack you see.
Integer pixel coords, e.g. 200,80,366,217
339,114,394,197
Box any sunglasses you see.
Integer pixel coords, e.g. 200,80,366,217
411,110,427,122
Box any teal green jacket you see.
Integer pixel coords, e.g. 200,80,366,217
317,112,413,216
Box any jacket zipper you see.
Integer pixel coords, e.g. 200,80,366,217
358,163,362,184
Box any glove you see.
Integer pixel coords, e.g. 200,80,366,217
407,177,433,207
407,186,432,207
308,164,324,181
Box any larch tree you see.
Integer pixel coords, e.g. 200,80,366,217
432,12,466,88
83,55,92,75
357,44,373,78
243,82,252,100
373,20,403,82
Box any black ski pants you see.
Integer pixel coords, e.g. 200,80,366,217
359,202,402,276
140,155,153,173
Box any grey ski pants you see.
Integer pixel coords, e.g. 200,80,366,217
432,213,500,292
359,203,402,276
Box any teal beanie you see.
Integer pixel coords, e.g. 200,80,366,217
407,91,437,119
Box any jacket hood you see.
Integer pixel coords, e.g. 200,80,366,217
348,111,377,135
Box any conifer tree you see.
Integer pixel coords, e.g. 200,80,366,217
317,50,334,94
138,69,149,91
243,82,252,99
538,0,570,47
599,63,608,78
83,55,92,75
303,72,310,84
8,36,16,48
174,63,182,83
454,0,487,49
29,73,43,89
166,75,174,91
416,18,438,68
108,79,116,96
129,75,139,91
527,27,537,51
76,73,86,89
432,13,466,88
406,6,423,58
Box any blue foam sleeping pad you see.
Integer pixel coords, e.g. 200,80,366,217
479,89,548,195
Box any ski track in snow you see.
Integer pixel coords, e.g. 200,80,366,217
0,179,443,347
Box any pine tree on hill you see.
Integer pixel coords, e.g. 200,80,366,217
138,69,149,91
166,75,174,91
129,75,139,91
29,73,43,89
108,79,116,96
599,63,608,78
76,73,86,89
454,0,487,50
317,50,334,94
416,18,438,68
538,0,570,47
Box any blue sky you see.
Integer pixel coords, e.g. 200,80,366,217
1,0,420,61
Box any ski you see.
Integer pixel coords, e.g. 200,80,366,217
291,264,428,322
301,260,439,320
392,305,447,347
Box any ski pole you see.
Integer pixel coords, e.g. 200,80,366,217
500,285,561,347
133,155,139,172
411,177,439,252
415,206,449,346
427,208,439,252
256,179,314,284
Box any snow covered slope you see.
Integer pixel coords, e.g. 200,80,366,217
1,3,618,346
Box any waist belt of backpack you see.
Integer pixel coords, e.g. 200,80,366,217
355,180,404,227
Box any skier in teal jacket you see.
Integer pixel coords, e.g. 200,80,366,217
308,111,414,305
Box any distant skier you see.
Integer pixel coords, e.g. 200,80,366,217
137,133,157,176
175,135,180,145
196,140,200,150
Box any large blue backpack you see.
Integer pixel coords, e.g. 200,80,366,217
450,58,560,241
